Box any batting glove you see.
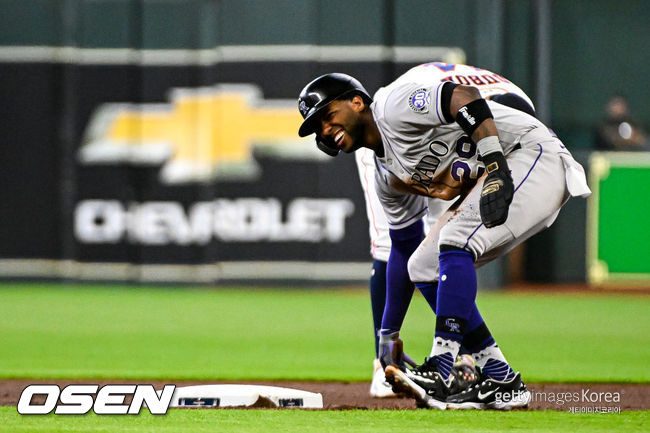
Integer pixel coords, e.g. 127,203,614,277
479,151,514,228
378,331,417,370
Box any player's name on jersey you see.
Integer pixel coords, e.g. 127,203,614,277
440,72,511,86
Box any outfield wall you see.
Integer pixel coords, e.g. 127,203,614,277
0,1,647,283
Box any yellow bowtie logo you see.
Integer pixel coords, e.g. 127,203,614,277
79,84,316,184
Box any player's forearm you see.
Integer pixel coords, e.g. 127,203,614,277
470,119,499,145
449,85,501,155
446,84,513,228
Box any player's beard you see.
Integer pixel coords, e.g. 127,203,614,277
342,119,366,153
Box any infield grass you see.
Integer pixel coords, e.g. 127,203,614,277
0,407,647,433
0,282,649,383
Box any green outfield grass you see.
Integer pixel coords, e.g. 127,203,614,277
1,283,648,432
0,407,647,433
0,283,649,383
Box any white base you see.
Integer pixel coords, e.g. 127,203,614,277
163,384,323,409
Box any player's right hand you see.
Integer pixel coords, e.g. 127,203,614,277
378,331,419,370
479,152,514,228
378,331,406,369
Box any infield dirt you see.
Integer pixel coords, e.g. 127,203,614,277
1,380,647,411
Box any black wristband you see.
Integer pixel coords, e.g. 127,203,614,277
455,98,493,137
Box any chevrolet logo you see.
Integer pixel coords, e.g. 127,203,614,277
79,84,319,184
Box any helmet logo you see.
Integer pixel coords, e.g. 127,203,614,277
299,100,309,116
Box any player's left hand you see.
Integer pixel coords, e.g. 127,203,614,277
479,152,514,228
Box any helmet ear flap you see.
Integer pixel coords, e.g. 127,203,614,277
315,137,340,157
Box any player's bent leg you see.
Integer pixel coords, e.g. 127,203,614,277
398,246,478,409
500,144,569,242
439,143,570,263
433,170,550,409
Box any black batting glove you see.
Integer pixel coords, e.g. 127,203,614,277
479,151,514,228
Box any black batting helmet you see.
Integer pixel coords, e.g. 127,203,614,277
297,73,372,138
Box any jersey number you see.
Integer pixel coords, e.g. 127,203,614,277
451,136,485,182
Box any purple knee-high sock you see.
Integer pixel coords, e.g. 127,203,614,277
431,249,476,377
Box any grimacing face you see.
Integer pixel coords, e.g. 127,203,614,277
317,95,366,153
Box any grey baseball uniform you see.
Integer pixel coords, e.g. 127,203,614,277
355,63,536,262
369,65,590,282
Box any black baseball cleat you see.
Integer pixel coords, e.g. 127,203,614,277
384,358,448,410
408,357,450,393
446,372,531,410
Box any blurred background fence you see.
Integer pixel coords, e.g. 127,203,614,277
0,0,647,285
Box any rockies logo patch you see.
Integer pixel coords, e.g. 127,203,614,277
408,88,430,113
299,100,309,116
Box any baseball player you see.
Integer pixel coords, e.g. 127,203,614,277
357,63,538,398
297,63,590,409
